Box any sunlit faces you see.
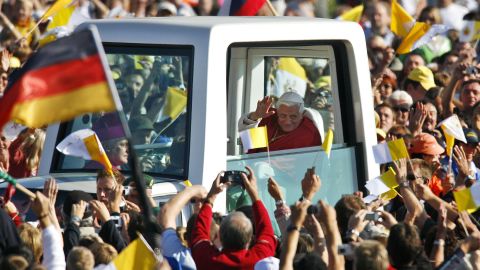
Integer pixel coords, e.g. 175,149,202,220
376,106,394,132
404,55,425,77
461,81,480,110
276,104,302,133
96,176,116,204
422,103,438,131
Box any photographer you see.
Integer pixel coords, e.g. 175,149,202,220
190,166,276,270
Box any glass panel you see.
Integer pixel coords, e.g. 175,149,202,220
56,46,192,179
227,146,358,236
264,56,334,136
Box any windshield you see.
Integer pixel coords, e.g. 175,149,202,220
54,45,193,179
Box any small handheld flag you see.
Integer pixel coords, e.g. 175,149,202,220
337,5,363,22
322,129,333,158
239,126,268,153
453,182,480,212
163,87,187,120
274,58,308,97
56,129,113,174
390,0,415,38
108,234,158,270
372,138,409,164
438,115,467,157
396,23,449,54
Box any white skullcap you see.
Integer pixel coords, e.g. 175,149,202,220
254,257,280,270
277,91,304,113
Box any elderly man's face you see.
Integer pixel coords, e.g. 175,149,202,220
277,104,302,132
404,55,425,76
423,103,438,131
462,82,480,110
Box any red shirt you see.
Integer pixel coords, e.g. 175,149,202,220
250,113,321,153
191,200,276,270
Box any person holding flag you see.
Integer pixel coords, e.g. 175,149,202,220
238,91,323,153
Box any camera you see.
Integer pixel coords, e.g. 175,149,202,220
338,244,354,256
123,186,130,196
110,215,123,228
365,212,380,222
221,170,245,186
307,205,319,215
465,65,479,75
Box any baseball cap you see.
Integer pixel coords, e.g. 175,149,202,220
410,133,444,155
407,66,436,91
124,174,155,189
128,116,154,132
464,128,479,144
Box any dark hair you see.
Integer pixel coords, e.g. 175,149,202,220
404,78,421,90
127,211,145,242
335,195,366,237
293,253,327,270
185,213,198,246
387,223,423,268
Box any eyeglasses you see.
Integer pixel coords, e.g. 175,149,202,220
393,106,410,113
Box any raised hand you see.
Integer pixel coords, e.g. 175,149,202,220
241,166,259,201
301,167,321,201
250,96,275,121
267,177,283,201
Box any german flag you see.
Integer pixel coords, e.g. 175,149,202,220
0,28,116,129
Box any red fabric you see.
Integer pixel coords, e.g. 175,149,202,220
191,200,276,270
8,211,22,227
7,137,33,178
429,174,444,197
249,113,321,153
4,183,15,203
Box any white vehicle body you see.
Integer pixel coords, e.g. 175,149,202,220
6,17,377,222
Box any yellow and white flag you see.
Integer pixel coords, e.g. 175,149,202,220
372,138,409,164
438,114,467,156
460,21,480,42
337,5,363,22
454,182,480,212
239,126,268,153
56,129,113,174
101,234,158,270
365,167,398,196
163,87,188,120
41,0,72,21
275,58,308,97
390,0,415,37
322,129,333,158
396,23,449,54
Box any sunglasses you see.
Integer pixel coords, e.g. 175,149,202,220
393,106,410,113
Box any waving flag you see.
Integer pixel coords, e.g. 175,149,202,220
56,129,113,174
163,87,187,120
460,20,480,42
454,182,480,211
396,23,449,54
41,0,73,20
274,58,308,97
372,138,409,164
218,0,266,16
239,126,268,152
337,5,363,22
438,115,467,157
0,28,119,129
102,235,158,270
390,0,415,37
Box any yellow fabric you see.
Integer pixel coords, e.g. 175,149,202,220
163,87,187,120
442,126,455,157
15,20,36,45
387,138,409,161
461,21,480,42
453,187,477,212
339,5,363,22
396,22,430,54
380,188,398,200
278,58,307,81
42,0,73,20
112,237,157,270
390,0,415,37
38,5,75,47
322,129,333,158
83,134,113,175
183,180,192,187
249,126,268,149
380,167,398,189
11,82,115,128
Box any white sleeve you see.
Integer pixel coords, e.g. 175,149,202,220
42,225,66,270
238,113,260,132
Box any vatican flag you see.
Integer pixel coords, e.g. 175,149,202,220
460,20,480,42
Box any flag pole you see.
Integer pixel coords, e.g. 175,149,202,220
0,172,36,199
265,0,279,16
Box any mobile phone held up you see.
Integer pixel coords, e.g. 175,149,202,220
221,170,245,187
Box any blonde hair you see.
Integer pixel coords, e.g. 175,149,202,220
67,247,95,270
88,242,118,266
18,223,43,263
355,240,389,270
19,128,45,172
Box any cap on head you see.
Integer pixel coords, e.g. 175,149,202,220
464,128,479,144
277,92,304,113
128,116,154,132
407,66,436,91
410,133,444,155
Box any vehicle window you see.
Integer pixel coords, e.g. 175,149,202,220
55,46,193,179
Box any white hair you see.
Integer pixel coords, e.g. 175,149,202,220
276,91,305,113
388,90,413,107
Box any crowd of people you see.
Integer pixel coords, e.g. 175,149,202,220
2,0,480,269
